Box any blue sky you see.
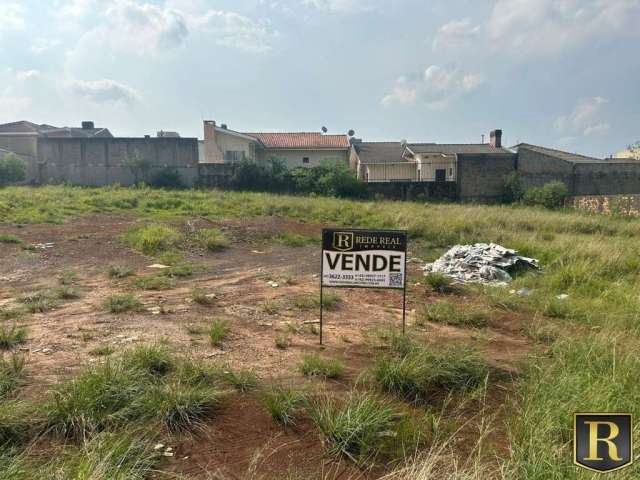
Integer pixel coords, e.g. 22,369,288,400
1,0,638,157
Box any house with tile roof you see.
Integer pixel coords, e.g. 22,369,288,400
200,120,350,169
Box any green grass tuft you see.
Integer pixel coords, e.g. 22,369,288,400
263,385,306,426
0,233,23,244
132,275,174,291
89,345,115,357
374,345,491,403
223,369,258,392
419,300,491,328
0,324,27,350
309,392,398,465
275,232,315,247
122,224,182,255
104,294,143,314
209,318,230,347
195,228,229,252
423,272,456,293
299,354,344,379
108,265,134,278
0,353,26,399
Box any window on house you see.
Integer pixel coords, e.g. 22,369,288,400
449,168,453,176
302,157,310,164
224,150,245,162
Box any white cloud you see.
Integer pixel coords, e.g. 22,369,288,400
432,19,480,51
302,0,372,13
381,76,417,107
0,2,25,31
0,87,31,115
554,97,610,137
15,70,41,81
67,0,276,55
31,37,62,54
487,0,640,55
193,10,276,53
382,65,483,109
69,78,141,104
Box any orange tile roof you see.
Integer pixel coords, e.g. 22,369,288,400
243,132,349,149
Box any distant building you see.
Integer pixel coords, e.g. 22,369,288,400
199,120,350,168
0,120,198,186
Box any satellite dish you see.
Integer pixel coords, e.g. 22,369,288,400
348,129,355,137
321,126,328,133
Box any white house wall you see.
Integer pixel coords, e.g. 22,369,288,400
364,163,418,182
256,149,348,169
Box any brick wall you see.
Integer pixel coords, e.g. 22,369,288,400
34,137,199,186
456,153,517,202
569,195,640,216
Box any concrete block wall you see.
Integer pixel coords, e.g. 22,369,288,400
456,153,517,202
35,137,199,186
516,149,573,191
573,163,640,195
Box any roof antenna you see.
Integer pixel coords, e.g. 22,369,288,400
321,126,328,133
481,134,485,144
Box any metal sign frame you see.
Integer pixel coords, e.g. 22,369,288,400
319,228,408,344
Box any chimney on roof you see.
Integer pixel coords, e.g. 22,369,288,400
202,120,223,163
203,120,216,141
220,123,227,129
81,121,94,130
489,129,502,148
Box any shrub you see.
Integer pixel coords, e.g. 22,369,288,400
209,318,230,347
104,294,143,314
230,157,291,192
263,385,306,426
299,355,344,379
108,265,134,278
502,172,524,204
195,228,229,252
0,324,27,349
122,224,182,255
291,161,367,198
523,181,568,209
374,346,491,403
0,153,27,186
309,392,397,465
150,167,183,188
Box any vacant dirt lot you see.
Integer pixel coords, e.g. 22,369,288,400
0,214,532,479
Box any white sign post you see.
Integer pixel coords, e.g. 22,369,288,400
320,228,408,344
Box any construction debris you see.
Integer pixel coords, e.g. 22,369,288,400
423,243,539,285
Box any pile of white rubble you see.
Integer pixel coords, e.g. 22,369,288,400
422,243,539,285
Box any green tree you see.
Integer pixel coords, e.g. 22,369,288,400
523,181,568,209
502,173,524,203
122,149,151,184
0,153,27,186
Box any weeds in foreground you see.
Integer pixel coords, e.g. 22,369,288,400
195,228,229,252
0,307,23,321
423,273,457,294
58,271,78,285
209,318,230,347
89,346,115,357
108,265,134,279
224,369,258,392
275,232,315,247
419,301,490,329
299,355,344,379
104,294,144,314
122,224,182,255
309,392,398,465
19,290,59,313
192,289,216,305
293,292,341,311
274,334,290,350
0,353,25,399
262,385,306,426
132,275,174,291
0,233,22,244
374,345,491,403
0,324,27,350
0,400,36,446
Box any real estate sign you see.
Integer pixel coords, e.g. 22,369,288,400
321,229,407,289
